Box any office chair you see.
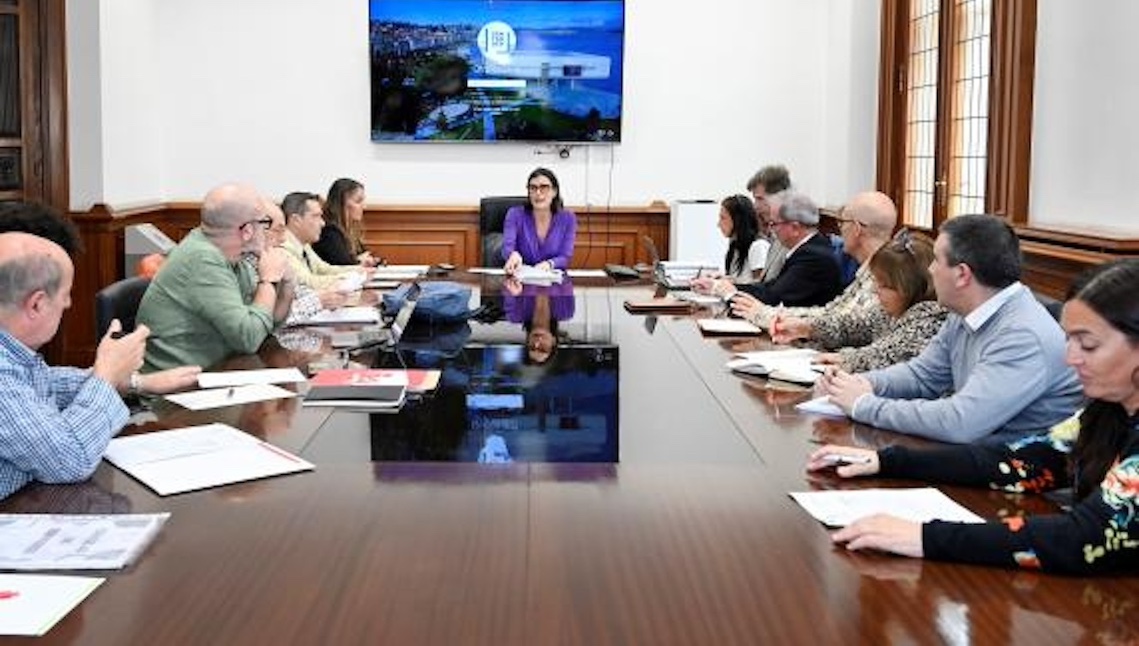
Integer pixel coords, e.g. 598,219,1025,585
1033,290,1064,322
478,196,529,266
94,276,151,338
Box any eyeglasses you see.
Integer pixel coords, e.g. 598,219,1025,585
768,219,793,229
890,228,916,255
527,183,554,193
240,217,274,232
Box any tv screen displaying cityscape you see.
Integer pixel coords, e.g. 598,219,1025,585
369,0,625,143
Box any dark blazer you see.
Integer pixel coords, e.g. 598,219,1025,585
311,223,364,266
738,233,842,306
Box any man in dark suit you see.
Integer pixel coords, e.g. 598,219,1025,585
711,192,842,307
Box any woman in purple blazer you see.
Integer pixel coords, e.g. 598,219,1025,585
502,167,577,272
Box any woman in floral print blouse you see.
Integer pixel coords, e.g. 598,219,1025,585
806,259,1139,574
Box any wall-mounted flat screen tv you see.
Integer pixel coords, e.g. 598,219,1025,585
369,0,625,143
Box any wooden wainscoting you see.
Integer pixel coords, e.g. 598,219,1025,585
1016,225,1139,299
60,201,670,365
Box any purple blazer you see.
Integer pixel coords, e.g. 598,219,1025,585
501,206,577,269
504,280,576,324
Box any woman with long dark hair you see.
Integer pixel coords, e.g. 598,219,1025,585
717,194,768,283
805,259,1139,574
502,167,577,273
312,177,379,267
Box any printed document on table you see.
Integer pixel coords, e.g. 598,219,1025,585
0,574,104,636
373,264,429,273
789,488,985,527
515,266,564,284
335,272,367,292
566,269,607,278
303,306,381,325
164,384,297,410
0,513,169,570
104,423,313,496
197,368,306,388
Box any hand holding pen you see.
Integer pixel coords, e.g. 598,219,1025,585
806,444,880,478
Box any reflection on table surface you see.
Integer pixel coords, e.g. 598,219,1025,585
2,279,1137,645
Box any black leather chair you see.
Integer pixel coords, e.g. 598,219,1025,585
479,196,529,267
95,277,151,338
1034,290,1064,322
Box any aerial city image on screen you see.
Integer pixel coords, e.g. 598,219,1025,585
370,0,624,142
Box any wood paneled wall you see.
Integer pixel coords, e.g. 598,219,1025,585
62,201,670,365
1016,225,1139,299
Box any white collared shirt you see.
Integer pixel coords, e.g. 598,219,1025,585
784,231,817,259
964,282,1024,332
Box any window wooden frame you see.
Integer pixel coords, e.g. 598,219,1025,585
876,0,1036,230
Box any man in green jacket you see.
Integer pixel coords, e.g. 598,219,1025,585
137,183,296,372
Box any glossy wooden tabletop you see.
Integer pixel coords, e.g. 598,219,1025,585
3,279,1137,645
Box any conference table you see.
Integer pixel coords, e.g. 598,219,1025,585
3,274,1137,645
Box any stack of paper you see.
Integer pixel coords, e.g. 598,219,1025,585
104,423,314,495
335,271,367,292
305,369,409,409
789,487,985,527
0,513,170,570
370,265,429,282
197,368,307,388
697,318,762,336
0,574,103,636
302,306,381,325
514,265,564,285
727,348,821,383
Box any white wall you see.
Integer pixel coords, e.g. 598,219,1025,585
69,0,881,210
1031,0,1139,232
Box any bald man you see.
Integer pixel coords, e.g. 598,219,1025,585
137,183,296,371
0,232,148,499
731,191,900,346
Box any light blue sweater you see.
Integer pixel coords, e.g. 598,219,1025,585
852,285,1083,444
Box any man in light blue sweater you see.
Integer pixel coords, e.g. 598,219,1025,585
819,214,1083,444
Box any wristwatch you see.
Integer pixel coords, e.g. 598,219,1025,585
128,371,144,396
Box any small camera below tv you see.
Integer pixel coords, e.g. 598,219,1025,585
368,0,625,144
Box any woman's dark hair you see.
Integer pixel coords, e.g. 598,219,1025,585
721,194,759,276
1067,259,1139,498
324,177,365,244
868,230,936,311
525,167,563,214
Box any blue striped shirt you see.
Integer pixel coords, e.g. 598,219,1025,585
0,329,128,500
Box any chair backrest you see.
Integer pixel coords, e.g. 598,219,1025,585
94,276,151,338
828,234,860,287
1034,290,1064,322
479,196,529,266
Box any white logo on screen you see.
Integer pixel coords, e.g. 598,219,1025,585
477,21,517,63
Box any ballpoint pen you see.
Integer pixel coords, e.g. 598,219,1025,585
821,454,873,466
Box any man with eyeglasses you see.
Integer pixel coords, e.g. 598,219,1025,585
703,192,841,308
736,191,899,344
137,183,296,371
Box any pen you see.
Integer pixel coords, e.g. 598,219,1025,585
821,454,872,466
227,387,236,399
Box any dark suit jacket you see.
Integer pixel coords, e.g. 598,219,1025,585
311,223,365,266
738,233,842,306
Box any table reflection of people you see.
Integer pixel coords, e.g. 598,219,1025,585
503,277,575,364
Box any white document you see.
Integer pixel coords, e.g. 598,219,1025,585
566,269,607,278
466,267,503,275
0,513,169,570
697,318,762,335
364,280,401,290
514,265,564,285
676,291,723,305
197,368,306,388
335,271,367,292
374,264,429,273
303,306,381,325
769,366,821,385
0,575,104,636
734,348,819,363
164,384,297,411
104,423,314,496
365,272,420,281
794,396,847,417
789,487,985,527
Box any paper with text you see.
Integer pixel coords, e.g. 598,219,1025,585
0,513,169,570
104,423,313,495
789,487,985,527
164,384,297,411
